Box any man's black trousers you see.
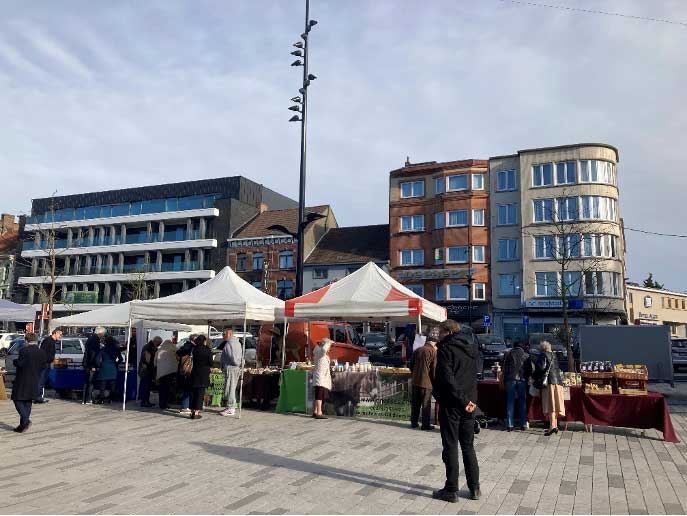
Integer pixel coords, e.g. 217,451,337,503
411,386,433,428
438,405,480,493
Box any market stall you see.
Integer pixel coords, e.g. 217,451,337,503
276,262,447,420
0,299,35,325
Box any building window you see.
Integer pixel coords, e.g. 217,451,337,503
533,163,553,187
533,199,554,223
644,296,652,308
313,268,328,279
434,176,444,194
446,246,469,264
472,246,486,263
400,180,424,198
472,174,485,190
400,249,424,266
557,197,579,221
279,251,294,269
472,209,485,226
434,248,444,265
447,175,468,192
252,253,264,271
236,253,247,271
498,239,518,261
400,214,424,232
584,271,605,296
447,284,469,301
497,204,518,225
473,283,486,301
668,298,672,309
563,271,583,297
406,284,424,297
277,279,294,300
558,235,581,258
435,285,445,301
252,281,263,290
581,196,617,221
496,169,517,191
556,161,577,184
535,272,558,297
434,212,445,230
580,160,615,185
447,210,468,227
534,235,556,259
499,274,520,296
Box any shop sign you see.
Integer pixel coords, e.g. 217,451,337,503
441,303,488,318
525,299,563,308
396,267,475,281
638,312,659,321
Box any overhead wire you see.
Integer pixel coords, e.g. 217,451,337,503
624,227,687,238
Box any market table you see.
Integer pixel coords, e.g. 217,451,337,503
242,371,281,410
476,380,679,443
276,369,308,414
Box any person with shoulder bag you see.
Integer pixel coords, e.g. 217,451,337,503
502,340,530,432
189,335,213,419
176,335,195,415
535,341,564,436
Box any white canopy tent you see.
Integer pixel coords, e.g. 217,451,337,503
0,299,36,323
129,266,286,417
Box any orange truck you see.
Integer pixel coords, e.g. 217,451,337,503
257,321,368,366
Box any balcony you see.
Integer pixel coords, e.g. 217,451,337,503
18,263,214,285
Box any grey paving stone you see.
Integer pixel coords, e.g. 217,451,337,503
503,450,518,460
509,480,529,495
580,456,594,466
594,444,606,452
13,481,69,498
76,503,117,515
225,491,268,511
375,442,392,451
416,464,436,476
559,480,577,496
143,481,188,499
678,464,687,475
656,452,672,462
148,453,178,464
664,503,685,515
82,486,133,504
374,453,398,465
356,483,381,496
427,447,442,457
619,450,633,460
516,507,535,515
628,509,648,515
607,474,624,489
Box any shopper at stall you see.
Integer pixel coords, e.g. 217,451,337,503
93,336,123,404
502,340,530,432
312,338,333,420
219,328,243,417
155,339,178,410
534,341,564,436
126,327,137,366
408,331,437,430
138,336,161,408
189,335,213,419
82,326,106,405
176,334,196,415
432,320,480,503
11,333,45,433
34,327,61,403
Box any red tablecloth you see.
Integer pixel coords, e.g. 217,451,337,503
476,380,679,443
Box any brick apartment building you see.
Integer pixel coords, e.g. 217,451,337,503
389,159,490,326
0,214,18,235
227,205,337,299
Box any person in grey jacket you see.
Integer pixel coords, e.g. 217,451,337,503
219,328,243,417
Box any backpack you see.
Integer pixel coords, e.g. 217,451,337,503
180,354,193,377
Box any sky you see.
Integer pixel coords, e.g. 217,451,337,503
0,0,685,290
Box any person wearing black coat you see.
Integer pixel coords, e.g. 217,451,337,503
82,327,105,404
11,333,47,433
176,336,195,414
189,335,213,419
432,320,480,503
502,341,530,432
35,328,62,403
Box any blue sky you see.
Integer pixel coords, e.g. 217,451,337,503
1,0,686,290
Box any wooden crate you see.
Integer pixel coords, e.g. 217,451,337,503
617,387,647,396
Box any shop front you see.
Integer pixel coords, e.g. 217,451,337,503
439,302,490,328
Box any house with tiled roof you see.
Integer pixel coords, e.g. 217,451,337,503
227,205,337,299
303,224,390,293
0,230,19,300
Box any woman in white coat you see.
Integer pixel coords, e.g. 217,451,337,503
312,338,333,420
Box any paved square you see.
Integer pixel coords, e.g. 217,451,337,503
2,399,687,514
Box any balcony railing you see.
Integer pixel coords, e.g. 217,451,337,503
23,230,203,251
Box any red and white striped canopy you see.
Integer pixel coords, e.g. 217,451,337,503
283,262,447,322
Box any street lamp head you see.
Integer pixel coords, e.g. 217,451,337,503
291,96,302,103
290,50,303,57
298,87,306,94
289,115,302,122
291,60,303,67
307,73,317,81
293,41,304,48
288,105,301,112
309,20,318,28
300,33,307,40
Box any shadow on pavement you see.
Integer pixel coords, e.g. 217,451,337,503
193,442,434,498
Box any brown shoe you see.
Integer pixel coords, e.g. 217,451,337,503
314,414,328,420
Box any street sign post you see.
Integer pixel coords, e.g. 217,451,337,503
483,314,491,327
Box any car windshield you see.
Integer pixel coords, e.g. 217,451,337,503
60,339,83,354
8,339,25,353
365,334,386,344
673,340,687,348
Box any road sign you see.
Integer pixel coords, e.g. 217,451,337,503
483,314,491,327
522,315,529,326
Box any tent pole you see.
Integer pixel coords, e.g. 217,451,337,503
281,317,287,370
122,318,133,412
238,315,247,419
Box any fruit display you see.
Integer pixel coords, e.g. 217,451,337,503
562,372,582,387
584,383,613,394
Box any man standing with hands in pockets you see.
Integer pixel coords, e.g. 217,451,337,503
432,319,481,502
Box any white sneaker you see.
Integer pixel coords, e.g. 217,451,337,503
219,408,235,417
179,408,192,415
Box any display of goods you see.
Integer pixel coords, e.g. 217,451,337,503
562,372,582,387
379,367,411,375
210,367,222,374
247,368,280,375
580,361,613,373
584,383,613,395
353,393,411,421
613,364,648,395
613,364,648,379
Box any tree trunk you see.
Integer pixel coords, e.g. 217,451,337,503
561,263,575,373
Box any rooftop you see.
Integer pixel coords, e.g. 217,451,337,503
232,205,331,239
389,159,488,177
0,231,18,255
305,224,390,265
490,142,620,162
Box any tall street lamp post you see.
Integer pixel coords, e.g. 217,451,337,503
288,0,318,297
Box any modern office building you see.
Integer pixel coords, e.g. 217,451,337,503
14,177,296,314
626,284,687,338
389,159,490,325
489,143,626,341
227,205,337,299
303,224,390,293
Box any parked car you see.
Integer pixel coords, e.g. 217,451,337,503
4,336,86,386
477,335,507,369
0,332,22,354
211,333,257,367
363,332,388,351
672,338,687,371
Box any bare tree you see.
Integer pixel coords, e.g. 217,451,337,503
522,190,620,372
124,269,153,301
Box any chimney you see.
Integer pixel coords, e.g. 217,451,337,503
0,214,17,235
405,156,411,167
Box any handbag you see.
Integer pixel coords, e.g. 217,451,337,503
533,355,553,390
180,354,193,377
529,384,541,397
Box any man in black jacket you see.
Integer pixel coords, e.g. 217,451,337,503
35,327,62,403
82,326,106,404
432,319,480,502
11,333,47,432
